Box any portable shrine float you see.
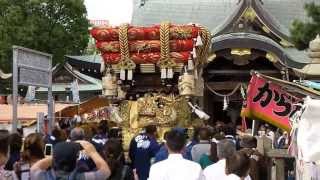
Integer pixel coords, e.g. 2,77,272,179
87,22,212,149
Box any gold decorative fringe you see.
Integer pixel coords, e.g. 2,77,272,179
118,24,136,70
158,22,176,69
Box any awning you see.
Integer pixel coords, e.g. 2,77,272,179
255,72,320,99
55,96,111,118
0,103,72,123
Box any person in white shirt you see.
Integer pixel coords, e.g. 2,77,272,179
202,139,251,180
148,128,202,180
225,150,251,180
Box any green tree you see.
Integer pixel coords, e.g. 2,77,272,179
0,0,89,93
0,0,89,71
290,2,320,50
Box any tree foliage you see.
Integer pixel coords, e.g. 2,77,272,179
0,0,89,72
290,2,320,50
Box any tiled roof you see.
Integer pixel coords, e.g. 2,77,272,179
65,55,103,64
132,0,239,31
132,0,319,33
37,63,102,92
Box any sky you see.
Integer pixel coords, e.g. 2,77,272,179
84,0,133,25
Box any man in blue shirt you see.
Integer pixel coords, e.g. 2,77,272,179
129,125,160,180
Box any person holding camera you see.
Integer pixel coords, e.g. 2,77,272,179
30,141,110,180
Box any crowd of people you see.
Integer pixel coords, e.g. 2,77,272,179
0,120,284,180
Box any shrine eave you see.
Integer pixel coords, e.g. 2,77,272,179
213,0,290,41
37,63,102,92
211,33,308,70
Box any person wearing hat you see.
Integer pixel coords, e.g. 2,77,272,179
0,130,18,180
30,141,110,180
148,128,202,180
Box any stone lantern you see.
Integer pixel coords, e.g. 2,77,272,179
308,34,320,63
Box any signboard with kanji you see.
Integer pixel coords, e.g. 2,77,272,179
14,46,52,87
12,46,53,133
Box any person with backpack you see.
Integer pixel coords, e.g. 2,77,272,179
30,141,110,180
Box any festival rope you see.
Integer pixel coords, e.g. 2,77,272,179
118,23,136,70
158,22,176,68
205,83,243,97
196,26,212,65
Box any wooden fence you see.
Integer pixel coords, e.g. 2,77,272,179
257,136,294,180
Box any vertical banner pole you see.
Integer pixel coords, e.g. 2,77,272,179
252,120,256,136
47,65,54,134
36,112,45,134
12,48,18,132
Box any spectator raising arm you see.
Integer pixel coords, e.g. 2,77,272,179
77,140,111,178
30,156,52,172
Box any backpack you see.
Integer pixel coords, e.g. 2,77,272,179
120,165,130,180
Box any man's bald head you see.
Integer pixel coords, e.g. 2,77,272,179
70,127,84,141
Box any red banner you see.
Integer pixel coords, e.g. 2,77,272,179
241,74,301,131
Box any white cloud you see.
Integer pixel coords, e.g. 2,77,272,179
84,0,133,25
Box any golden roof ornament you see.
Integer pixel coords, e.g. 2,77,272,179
308,34,320,63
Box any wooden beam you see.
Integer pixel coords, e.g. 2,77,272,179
266,149,293,158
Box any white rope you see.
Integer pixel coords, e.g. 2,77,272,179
205,83,243,97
